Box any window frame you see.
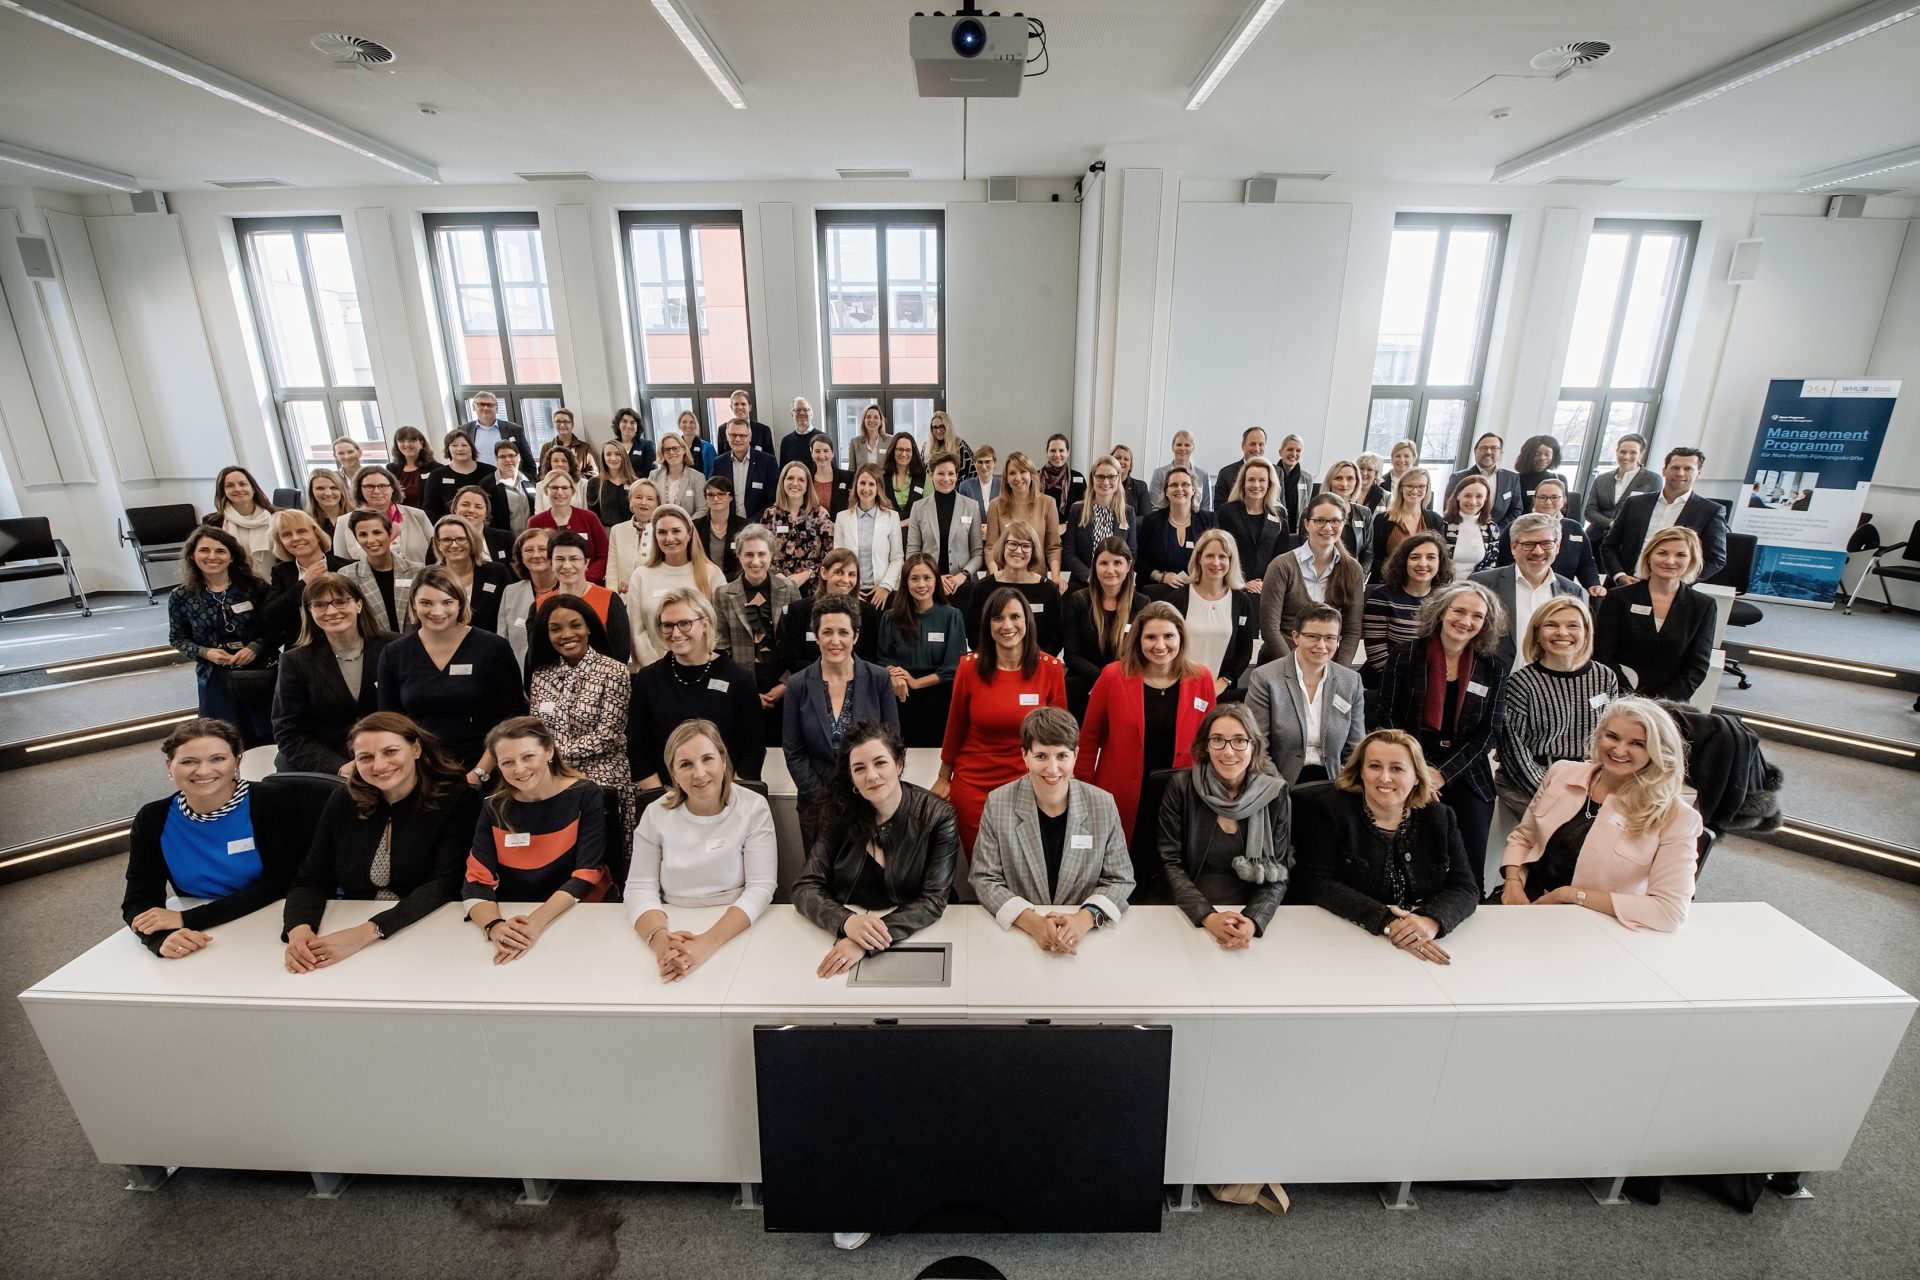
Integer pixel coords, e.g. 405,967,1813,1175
816,210,947,459
1367,212,1511,471
234,215,384,476
1553,218,1699,492
422,211,564,448
617,209,756,445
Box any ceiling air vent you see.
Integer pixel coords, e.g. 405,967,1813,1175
1542,176,1623,187
838,168,914,180
516,171,597,183
208,178,292,190
310,33,397,66
1530,41,1612,73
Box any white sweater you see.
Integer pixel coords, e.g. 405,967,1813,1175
625,558,726,664
624,787,778,924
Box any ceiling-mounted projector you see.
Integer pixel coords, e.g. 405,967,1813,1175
910,5,1030,97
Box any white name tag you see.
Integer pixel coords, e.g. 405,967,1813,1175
504,832,531,848
1237,615,1249,626
1607,812,1627,830
1268,514,1282,524
1030,603,1045,613
960,514,973,525
1569,534,1584,543
397,578,414,588
1071,834,1093,849
1193,696,1208,712
226,837,255,855
513,617,527,628
1499,491,1512,500
1630,603,1653,615
481,582,497,593
1019,693,1040,706
1332,694,1351,714
538,700,556,715
230,600,253,614
707,678,730,693
1466,681,1488,697
929,631,946,641
1123,623,1132,635
1589,692,1609,709
751,481,765,489
805,630,815,642
450,663,473,675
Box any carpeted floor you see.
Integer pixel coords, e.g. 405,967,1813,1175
4,836,1916,1280
0,596,173,673
1738,601,1920,670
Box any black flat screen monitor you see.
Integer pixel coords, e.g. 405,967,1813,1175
754,1023,1172,1234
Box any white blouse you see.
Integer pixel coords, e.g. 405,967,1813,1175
624,788,778,924
1183,590,1234,682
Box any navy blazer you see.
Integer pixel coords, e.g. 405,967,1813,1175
1495,515,1601,588
1601,491,1729,584
714,449,779,517
781,658,901,795
1594,580,1716,701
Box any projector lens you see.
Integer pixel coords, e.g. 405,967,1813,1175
952,18,986,57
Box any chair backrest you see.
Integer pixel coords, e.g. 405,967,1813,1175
1902,520,1920,563
253,771,346,831
271,488,302,510
0,517,57,564
124,503,201,546
1701,532,1757,592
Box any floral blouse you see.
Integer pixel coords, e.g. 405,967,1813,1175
759,505,835,582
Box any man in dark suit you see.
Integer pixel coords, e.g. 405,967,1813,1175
1601,446,1728,586
1471,513,1582,669
461,391,535,474
778,396,829,469
728,389,775,458
717,417,777,518
1448,432,1523,527
1213,426,1268,509
1495,477,1601,592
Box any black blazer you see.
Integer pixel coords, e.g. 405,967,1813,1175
271,633,394,774
462,561,518,633
423,463,498,521
714,449,779,517
1060,504,1140,589
1371,640,1508,802
261,554,351,649
1120,476,1150,519
696,509,748,580
487,474,539,532
281,783,481,940
1339,505,1375,567
1286,787,1479,938
1369,509,1445,577
1137,508,1218,583
122,776,315,954
1166,585,1258,686
1495,515,1601,588
791,781,957,943
1158,770,1289,934
780,658,899,795
1601,492,1730,584
1062,588,1146,693
1215,502,1293,583
1594,581,1716,701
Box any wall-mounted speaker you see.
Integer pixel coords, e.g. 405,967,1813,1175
1826,194,1866,219
1243,176,1279,205
987,176,1017,204
1727,238,1763,286
16,236,56,281
130,190,168,215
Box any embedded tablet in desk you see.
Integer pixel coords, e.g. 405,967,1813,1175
846,943,951,987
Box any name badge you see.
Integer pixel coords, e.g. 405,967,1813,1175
960,515,973,525
513,617,527,628
751,481,765,489
226,837,255,855
1123,623,1132,634
1268,514,1282,524
1237,615,1249,626
1192,696,1208,713
1607,812,1627,830
929,631,946,641
1019,693,1040,706
1071,834,1093,849
1589,692,1610,709
397,578,414,588
1630,603,1652,615
230,600,253,614
450,663,473,675
1332,694,1351,714
1466,680,1488,697
707,678,730,693
805,630,815,642
505,832,532,848
481,582,497,593
1499,490,1512,501
1569,534,1584,543
1030,603,1045,613
538,700,556,715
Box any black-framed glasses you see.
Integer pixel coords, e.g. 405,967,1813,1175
1207,735,1254,752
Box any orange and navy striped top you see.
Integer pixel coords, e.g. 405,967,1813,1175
464,779,609,906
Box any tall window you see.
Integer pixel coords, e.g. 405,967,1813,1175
236,217,383,475
1552,220,1697,492
818,211,945,458
1367,213,1510,470
620,211,754,446
424,213,564,453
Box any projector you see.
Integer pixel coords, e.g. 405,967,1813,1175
910,7,1030,97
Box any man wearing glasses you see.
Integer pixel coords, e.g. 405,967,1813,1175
1243,605,1367,786
1494,477,1602,593
1471,513,1581,668
461,392,534,473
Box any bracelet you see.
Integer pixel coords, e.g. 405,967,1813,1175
482,918,506,936
643,925,664,946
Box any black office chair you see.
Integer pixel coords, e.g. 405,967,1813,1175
271,487,302,510
254,771,347,827
118,504,201,604
1843,518,1920,615
0,517,90,620
1700,532,1761,690
1133,769,1178,900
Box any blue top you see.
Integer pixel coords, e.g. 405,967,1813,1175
159,783,265,899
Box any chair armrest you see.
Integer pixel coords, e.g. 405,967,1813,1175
52,538,72,558
1870,540,1909,561
117,519,138,548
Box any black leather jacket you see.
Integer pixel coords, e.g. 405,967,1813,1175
791,782,958,943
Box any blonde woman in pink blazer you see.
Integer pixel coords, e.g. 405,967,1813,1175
1497,696,1700,932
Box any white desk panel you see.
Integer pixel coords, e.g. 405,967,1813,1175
1185,906,1454,1012
1421,907,1689,1011
1596,903,1914,1007
480,905,741,1010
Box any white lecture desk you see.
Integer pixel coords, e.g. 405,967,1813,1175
19,902,1914,1211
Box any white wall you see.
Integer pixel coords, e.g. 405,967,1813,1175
1862,220,1920,608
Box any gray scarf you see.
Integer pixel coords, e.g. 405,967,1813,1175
1191,761,1287,883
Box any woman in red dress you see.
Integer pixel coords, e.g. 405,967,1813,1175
934,586,1067,854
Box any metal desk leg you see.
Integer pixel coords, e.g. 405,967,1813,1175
517,1178,557,1206
1378,1181,1417,1211
308,1172,354,1199
124,1165,175,1192
1586,1176,1629,1205
733,1182,761,1210
1166,1184,1202,1213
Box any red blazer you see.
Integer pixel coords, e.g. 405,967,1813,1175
1075,662,1217,843
529,507,611,584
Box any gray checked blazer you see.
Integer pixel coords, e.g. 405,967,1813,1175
712,573,801,671
903,490,985,576
338,552,423,633
969,776,1135,930
1242,652,1367,786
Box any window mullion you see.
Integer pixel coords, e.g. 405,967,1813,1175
483,226,518,389
874,222,892,392
291,229,339,400
679,222,709,425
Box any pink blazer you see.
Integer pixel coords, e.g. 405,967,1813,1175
1502,758,1701,932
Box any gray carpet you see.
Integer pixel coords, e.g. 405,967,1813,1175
3,836,1917,1280
1746,741,1916,847
1716,665,1919,744
0,596,173,673
0,743,168,848
1738,601,1920,670
0,667,195,744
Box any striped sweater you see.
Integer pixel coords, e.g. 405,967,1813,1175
1498,660,1621,797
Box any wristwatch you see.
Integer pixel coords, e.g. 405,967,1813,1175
1081,903,1107,928
1574,889,1588,907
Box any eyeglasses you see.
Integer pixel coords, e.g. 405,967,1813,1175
436,535,470,546
659,618,700,635
1093,472,1118,482
1515,539,1558,552
1295,631,1341,647
1005,540,1033,551
1305,516,1342,528
309,599,353,613
1207,735,1254,752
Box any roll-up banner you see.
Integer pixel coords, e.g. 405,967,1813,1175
1732,377,1900,604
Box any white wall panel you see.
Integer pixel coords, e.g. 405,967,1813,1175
44,210,151,482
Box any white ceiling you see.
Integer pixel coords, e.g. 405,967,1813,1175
0,0,1915,194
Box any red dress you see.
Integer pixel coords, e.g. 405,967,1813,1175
529,507,611,584
1075,663,1217,844
941,652,1068,854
